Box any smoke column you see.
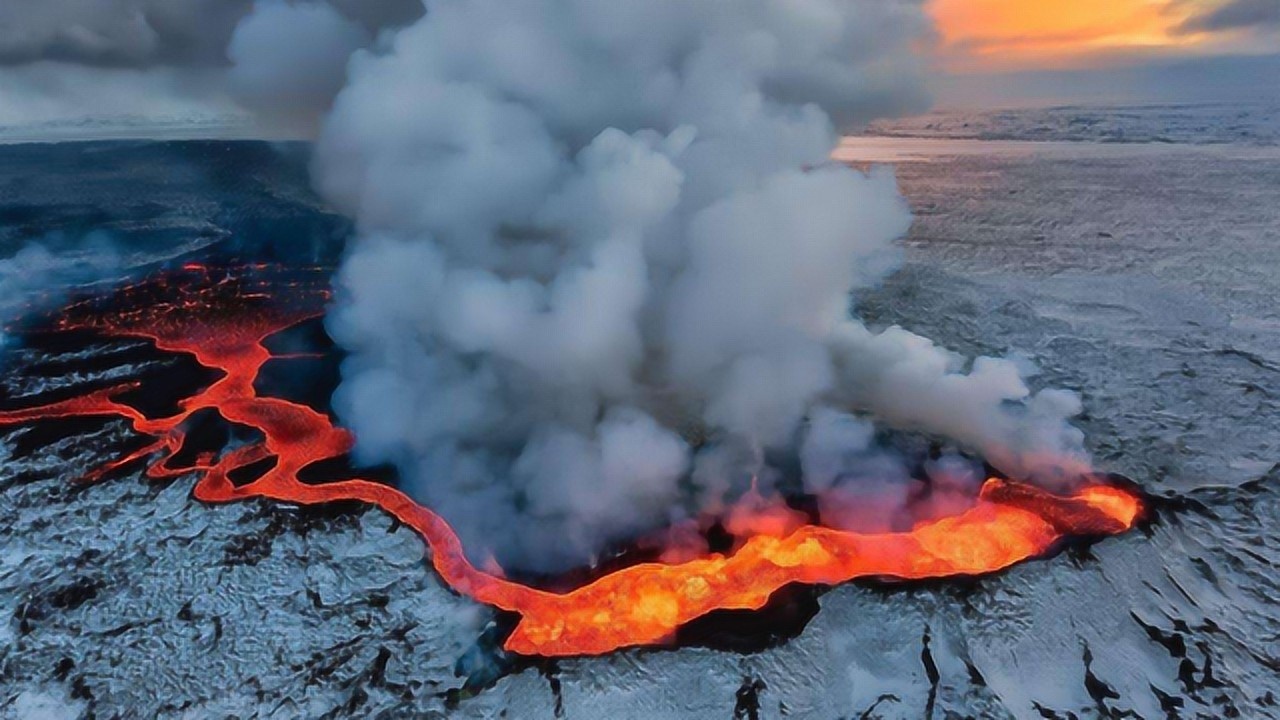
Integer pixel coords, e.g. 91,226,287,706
237,0,1097,572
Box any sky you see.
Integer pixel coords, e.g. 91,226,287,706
927,0,1280,105
931,0,1278,70
0,0,1276,137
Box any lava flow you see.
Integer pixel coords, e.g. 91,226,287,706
0,266,1144,657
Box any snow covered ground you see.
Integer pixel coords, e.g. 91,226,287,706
864,103,1280,146
2,118,1279,717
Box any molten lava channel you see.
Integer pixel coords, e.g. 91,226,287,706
0,267,1144,657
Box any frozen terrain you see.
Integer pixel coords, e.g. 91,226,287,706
865,103,1280,146
2,122,1279,718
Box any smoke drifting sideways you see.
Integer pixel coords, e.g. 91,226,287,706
0,233,131,354
225,0,1094,574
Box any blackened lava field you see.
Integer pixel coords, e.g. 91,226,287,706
2,137,1279,718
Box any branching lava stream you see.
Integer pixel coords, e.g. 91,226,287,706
0,267,1143,657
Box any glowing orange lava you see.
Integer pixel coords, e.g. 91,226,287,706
0,267,1144,657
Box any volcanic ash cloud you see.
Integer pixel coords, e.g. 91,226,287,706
281,0,1092,571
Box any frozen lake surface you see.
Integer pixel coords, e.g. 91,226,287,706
864,103,1280,147
1,128,1278,718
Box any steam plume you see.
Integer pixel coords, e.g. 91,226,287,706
0,233,129,353
260,0,1090,571
227,0,424,134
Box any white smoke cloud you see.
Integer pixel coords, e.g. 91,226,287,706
284,0,1090,571
227,1,374,134
828,324,1090,482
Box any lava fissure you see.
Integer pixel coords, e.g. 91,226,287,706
0,268,1144,657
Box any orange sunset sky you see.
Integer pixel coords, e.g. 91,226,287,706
929,0,1275,72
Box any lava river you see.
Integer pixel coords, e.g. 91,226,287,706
0,267,1144,657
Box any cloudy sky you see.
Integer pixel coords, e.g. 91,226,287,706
0,0,1276,136
930,0,1280,104
933,0,1279,71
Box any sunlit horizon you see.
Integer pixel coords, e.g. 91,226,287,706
928,0,1270,72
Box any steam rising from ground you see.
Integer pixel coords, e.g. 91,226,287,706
0,234,128,354
254,0,1092,571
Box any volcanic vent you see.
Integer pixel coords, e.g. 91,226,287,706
0,265,1143,657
